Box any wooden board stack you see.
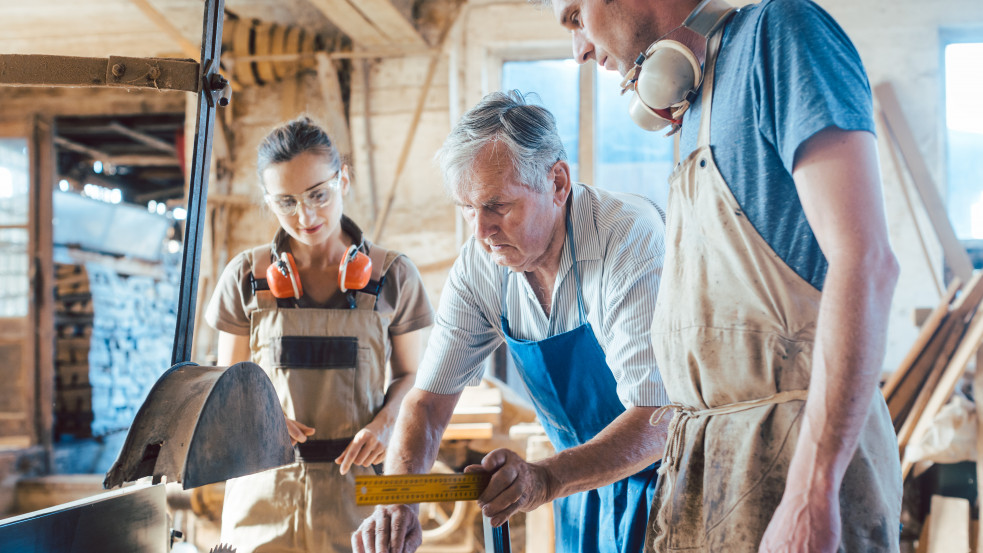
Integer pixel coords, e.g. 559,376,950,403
54,263,95,438
882,272,983,479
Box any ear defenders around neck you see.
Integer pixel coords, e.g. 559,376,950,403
622,0,735,133
267,247,304,300
338,244,372,293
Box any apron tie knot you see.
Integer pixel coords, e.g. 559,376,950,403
651,390,809,496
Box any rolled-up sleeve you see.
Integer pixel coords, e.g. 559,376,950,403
413,248,503,395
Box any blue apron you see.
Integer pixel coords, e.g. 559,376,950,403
499,215,659,553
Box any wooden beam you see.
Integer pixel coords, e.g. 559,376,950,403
0,54,199,92
352,0,426,46
926,495,970,553
875,82,974,282
108,121,179,157
54,137,179,167
371,6,462,240
127,0,200,60
305,0,389,46
315,53,352,162
903,288,983,478
877,110,944,296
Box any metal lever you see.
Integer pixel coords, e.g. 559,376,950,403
482,515,511,553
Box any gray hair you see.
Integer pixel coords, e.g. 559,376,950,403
436,90,567,195
256,116,340,182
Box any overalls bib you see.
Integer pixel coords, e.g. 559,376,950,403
501,214,659,553
221,228,400,553
644,29,902,552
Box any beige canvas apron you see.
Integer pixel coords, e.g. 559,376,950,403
645,30,902,553
221,239,399,553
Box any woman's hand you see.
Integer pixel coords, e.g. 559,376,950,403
336,419,391,475
285,416,315,445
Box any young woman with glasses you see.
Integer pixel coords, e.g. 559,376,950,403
204,116,434,553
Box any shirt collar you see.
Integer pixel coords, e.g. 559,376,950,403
567,183,601,262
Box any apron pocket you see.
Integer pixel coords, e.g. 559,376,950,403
273,336,358,368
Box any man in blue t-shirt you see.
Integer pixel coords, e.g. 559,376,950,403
539,0,902,551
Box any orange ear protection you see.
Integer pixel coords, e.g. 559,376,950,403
265,237,373,299
266,242,304,300
339,244,372,293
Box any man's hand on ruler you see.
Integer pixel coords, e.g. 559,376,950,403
351,504,422,553
465,448,554,527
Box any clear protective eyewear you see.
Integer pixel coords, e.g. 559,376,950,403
264,176,340,216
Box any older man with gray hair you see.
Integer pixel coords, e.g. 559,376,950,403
352,90,668,553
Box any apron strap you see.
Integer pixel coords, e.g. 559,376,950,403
696,23,727,148
651,389,808,502
353,244,400,311
248,243,280,311
500,201,587,327
565,203,587,326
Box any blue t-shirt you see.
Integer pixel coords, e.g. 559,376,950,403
677,0,875,291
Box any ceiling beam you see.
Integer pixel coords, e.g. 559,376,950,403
305,0,389,46
108,121,179,157
127,0,200,60
352,0,426,46
55,137,179,167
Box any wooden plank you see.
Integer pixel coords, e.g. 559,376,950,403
351,0,426,46
898,273,983,445
903,298,983,479
877,111,944,296
33,116,55,457
890,313,958,429
882,278,960,402
442,423,494,440
315,53,352,161
304,0,388,46
927,495,970,553
875,82,973,282
0,54,108,87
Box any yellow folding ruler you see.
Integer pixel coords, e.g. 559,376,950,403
354,472,510,553
354,473,490,506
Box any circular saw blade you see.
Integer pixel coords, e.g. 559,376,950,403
209,544,237,553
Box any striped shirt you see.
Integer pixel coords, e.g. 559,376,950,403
416,183,669,408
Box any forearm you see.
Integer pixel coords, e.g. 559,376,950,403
371,373,417,430
538,406,667,501
791,253,898,491
385,387,460,476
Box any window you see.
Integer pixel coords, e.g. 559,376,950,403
943,40,983,240
501,59,675,208
0,138,30,317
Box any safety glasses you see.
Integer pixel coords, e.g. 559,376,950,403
264,176,340,216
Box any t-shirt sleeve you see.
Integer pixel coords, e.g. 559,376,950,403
204,252,253,336
753,0,875,174
382,255,435,336
413,247,502,394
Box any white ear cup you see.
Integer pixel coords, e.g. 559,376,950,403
634,40,702,111
628,94,672,132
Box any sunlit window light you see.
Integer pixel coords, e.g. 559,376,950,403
0,168,13,199
58,179,70,192
148,200,158,213
172,207,187,220
93,160,103,174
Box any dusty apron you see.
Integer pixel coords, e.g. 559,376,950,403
644,29,902,552
501,214,659,553
221,236,399,553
